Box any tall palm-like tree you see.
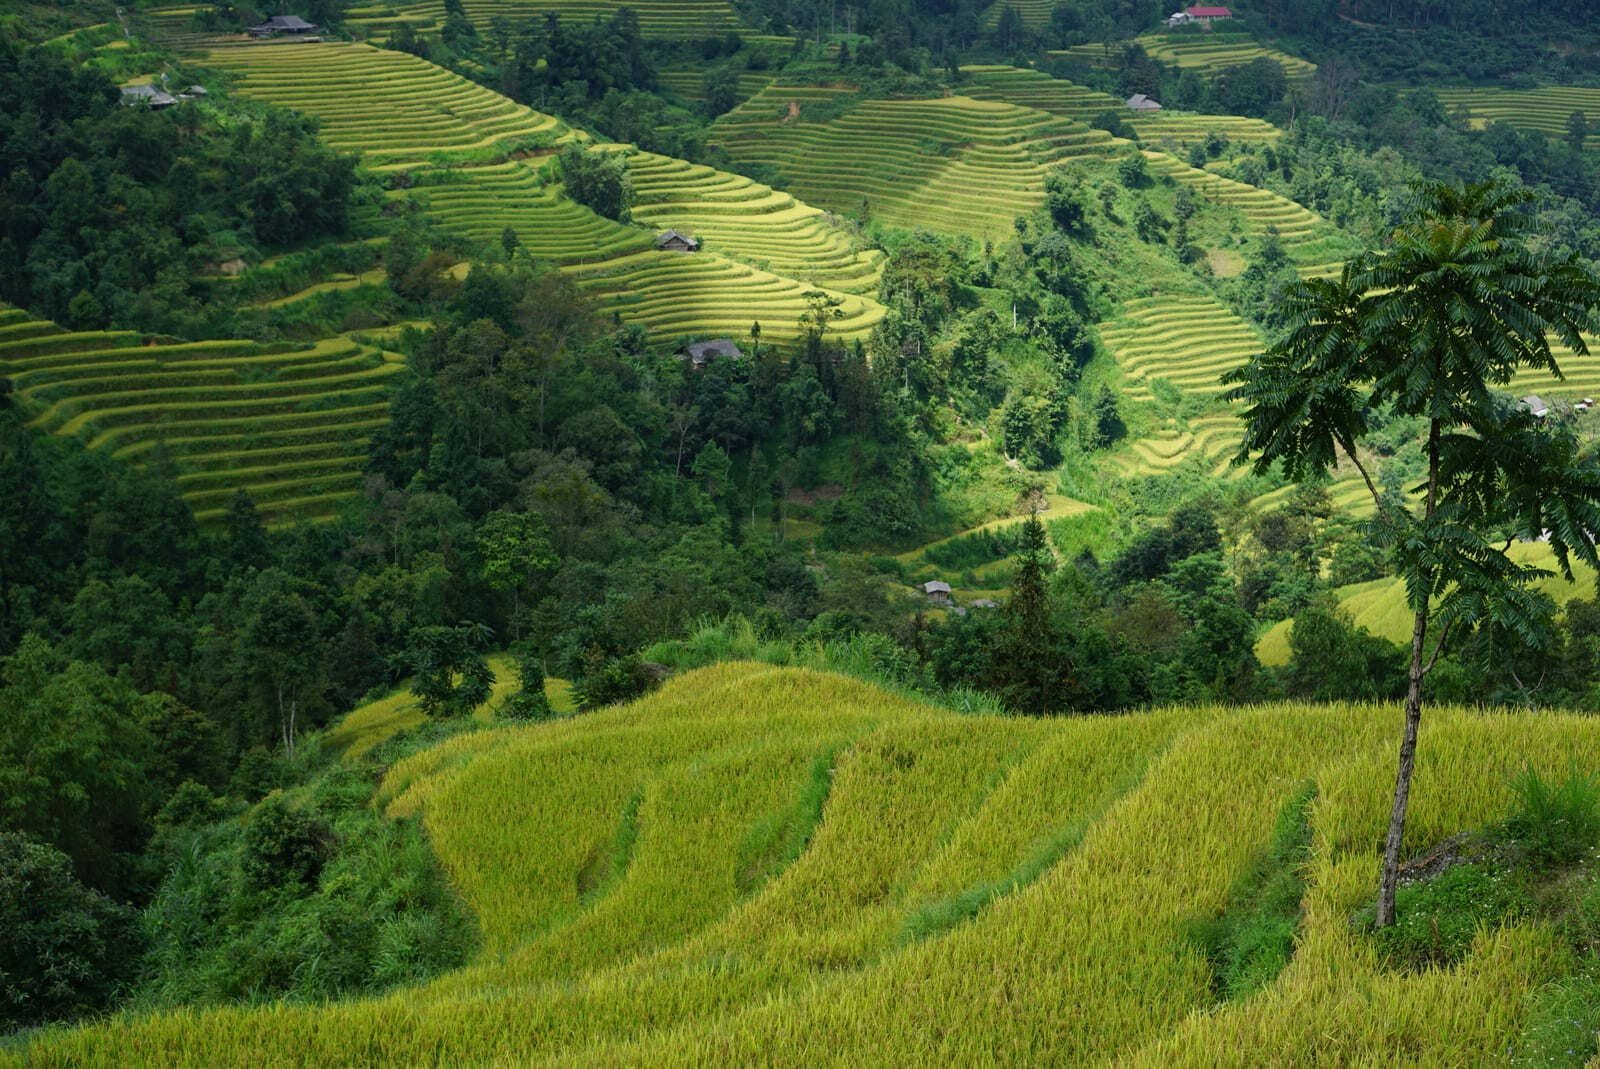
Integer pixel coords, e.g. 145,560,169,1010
1226,179,1600,926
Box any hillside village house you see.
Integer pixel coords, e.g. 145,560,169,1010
921,580,953,604
655,229,701,252
1126,93,1163,111
120,83,179,108
682,338,743,369
250,15,319,36
1168,5,1233,26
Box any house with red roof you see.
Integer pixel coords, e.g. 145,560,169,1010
1168,5,1233,26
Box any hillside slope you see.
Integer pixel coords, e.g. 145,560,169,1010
15,662,1600,1065
0,305,403,525
198,42,884,342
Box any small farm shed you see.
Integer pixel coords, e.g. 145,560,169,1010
656,230,701,253
1126,94,1163,111
921,580,953,603
121,84,178,108
250,15,318,36
683,338,744,369
1521,395,1550,419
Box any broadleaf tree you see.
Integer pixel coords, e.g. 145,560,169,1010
1224,179,1600,927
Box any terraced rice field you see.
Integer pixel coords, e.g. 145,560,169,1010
711,84,1121,238
198,42,578,169
1510,333,1600,404
656,66,773,107
1096,295,1260,478
0,306,402,525
1257,541,1598,665
1132,33,1314,82
1098,293,1261,405
351,0,742,38
1140,151,1349,273
199,43,883,340
619,149,885,294
1433,86,1600,150
979,0,1058,32
17,661,1600,1065
1055,33,1316,83
324,654,577,759
960,65,1282,144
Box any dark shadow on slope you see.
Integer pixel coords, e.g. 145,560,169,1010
578,789,644,904
1187,781,1317,1002
735,747,840,896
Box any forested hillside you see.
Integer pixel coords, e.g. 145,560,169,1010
8,0,1600,1061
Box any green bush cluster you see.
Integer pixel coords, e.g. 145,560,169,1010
138,759,476,1006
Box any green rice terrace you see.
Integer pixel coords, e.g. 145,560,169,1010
710,84,1123,238
198,42,883,340
0,305,402,525
959,65,1284,145
15,662,1600,1066
346,0,742,39
656,65,774,108
1139,151,1355,277
1055,33,1316,83
1257,541,1600,666
1433,86,1600,151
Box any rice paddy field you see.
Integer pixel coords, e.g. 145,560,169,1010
655,65,773,107
1055,33,1317,83
198,43,884,340
1096,293,1253,478
978,0,1058,32
0,305,403,525
323,654,577,759
1141,152,1352,274
13,660,1600,1065
960,65,1284,145
346,0,743,39
1257,541,1600,666
1434,86,1600,150
710,84,1122,238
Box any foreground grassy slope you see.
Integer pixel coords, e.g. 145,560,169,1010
17,662,1600,1065
0,306,402,525
199,43,883,340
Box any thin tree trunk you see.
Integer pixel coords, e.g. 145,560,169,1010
1377,604,1428,926
1376,417,1440,927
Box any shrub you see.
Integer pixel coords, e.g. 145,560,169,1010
556,145,633,222
1501,765,1600,866
1368,863,1527,968
575,654,660,710
241,795,332,890
501,646,554,721
0,832,143,1030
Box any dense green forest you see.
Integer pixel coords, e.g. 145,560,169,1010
7,0,1600,1048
